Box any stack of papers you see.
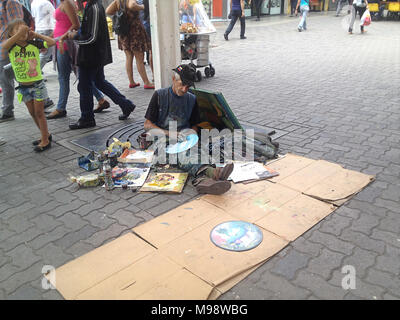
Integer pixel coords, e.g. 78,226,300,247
228,162,279,183
118,149,154,164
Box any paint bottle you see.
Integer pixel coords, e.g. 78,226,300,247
103,160,114,191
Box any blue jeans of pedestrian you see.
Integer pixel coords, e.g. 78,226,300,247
78,66,135,121
57,50,104,112
0,57,15,116
225,9,246,37
298,5,309,30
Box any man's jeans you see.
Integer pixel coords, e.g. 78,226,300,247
78,66,134,121
225,9,245,37
57,50,105,112
37,30,54,70
298,5,309,30
0,58,15,116
290,0,297,15
336,0,348,15
253,0,263,18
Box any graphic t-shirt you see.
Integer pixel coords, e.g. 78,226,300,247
8,40,47,83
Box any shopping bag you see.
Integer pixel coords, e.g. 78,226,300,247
360,8,371,26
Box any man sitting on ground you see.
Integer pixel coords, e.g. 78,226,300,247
144,64,234,195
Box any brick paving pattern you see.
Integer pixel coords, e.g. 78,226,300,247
0,12,399,300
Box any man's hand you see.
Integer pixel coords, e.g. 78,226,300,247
68,30,78,40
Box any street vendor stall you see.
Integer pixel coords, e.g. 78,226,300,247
179,0,217,82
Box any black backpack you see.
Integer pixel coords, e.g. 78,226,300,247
112,0,130,36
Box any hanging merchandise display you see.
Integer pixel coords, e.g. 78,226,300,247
179,0,217,82
210,221,264,252
179,0,217,34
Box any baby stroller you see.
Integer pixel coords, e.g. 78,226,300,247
180,33,215,82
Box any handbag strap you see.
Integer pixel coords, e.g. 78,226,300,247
119,0,126,12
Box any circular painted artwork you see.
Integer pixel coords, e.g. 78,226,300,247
210,221,263,252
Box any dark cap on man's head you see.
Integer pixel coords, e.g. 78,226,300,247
172,64,196,87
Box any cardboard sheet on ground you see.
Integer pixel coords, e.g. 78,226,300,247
267,154,375,205
51,154,374,300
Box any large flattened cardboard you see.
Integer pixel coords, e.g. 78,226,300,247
76,252,213,300
267,154,375,205
51,154,374,300
159,213,288,287
47,233,155,300
133,198,224,249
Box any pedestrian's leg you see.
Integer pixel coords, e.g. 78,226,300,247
124,50,138,87
92,82,104,102
93,67,135,115
133,50,153,87
225,14,238,36
25,100,40,129
55,50,71,112
0,58,15,117
291,0,296,15
336,1,341,15
303,7,308,30
348,4,356,33
33,99,50,146
77,67,95,121
298,6,306,29
239,14,246,38
149,50,154,80
359,7,366,32
256,0,262,19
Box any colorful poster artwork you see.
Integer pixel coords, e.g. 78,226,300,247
140,172,189,193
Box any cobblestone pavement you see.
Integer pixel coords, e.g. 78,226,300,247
0,12,399,300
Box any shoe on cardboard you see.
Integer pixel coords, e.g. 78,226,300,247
195,179,231,195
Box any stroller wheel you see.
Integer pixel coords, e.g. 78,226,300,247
204,67,211,78
210,66,215,77
196,70,202,82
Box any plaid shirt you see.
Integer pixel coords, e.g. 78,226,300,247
0,0,24,60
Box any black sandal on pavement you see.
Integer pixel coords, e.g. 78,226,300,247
32,134,52,146
34,141,52,152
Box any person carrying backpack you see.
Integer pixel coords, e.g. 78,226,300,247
295,0,310,32
349,0,369,34
0,0,24,122
64,0,136,129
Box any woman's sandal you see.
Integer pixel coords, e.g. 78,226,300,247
32,134,52,146
34,141,52,153
129,82,140,88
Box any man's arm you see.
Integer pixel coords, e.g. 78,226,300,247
295,0,301,12
71,2,100,45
